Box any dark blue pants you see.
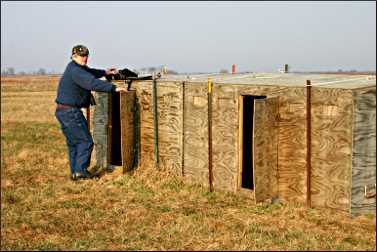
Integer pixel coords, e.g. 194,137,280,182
55,108,93,175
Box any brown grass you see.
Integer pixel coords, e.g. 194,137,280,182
1,75,376,251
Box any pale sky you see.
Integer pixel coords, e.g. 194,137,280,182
1,1,376,73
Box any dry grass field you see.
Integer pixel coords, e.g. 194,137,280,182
1,75,376,250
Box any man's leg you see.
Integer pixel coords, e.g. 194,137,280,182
55,109,77,175
64,130,77,175
69,108,94,174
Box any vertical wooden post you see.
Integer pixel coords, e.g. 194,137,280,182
208,78,214,192
238,96,244,191
306,80,312,208
182,81,185,177
153,76,160,169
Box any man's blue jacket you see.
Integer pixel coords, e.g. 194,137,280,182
55,61,116,108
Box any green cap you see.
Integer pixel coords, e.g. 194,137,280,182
72,45,89,56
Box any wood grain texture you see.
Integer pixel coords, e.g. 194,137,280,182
311,88,353,212
93,92,109,168
135,81,183,175
163,73,375,90
213,84,307,202
254,97,279,203
235,85,307,203
351,88,376,214
212,90,238,192
120,91,136,173
97,79,372,213
276,89,307,204
183,83,209,186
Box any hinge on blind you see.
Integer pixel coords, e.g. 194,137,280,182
364,184,376,199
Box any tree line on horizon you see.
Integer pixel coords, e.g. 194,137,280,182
1,66,180,76
1,66,375,76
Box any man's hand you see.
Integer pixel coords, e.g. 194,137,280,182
115,87,128,93
106,68,119,75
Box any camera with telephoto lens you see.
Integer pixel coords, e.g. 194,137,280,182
106,68,138,81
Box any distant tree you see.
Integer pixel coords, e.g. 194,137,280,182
147,66,157,73
5,67,15,75
219,69,229,74
37,68,46,75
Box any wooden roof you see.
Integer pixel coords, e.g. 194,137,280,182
158,72,376,89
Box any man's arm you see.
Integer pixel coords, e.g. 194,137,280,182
72,67,115,92
86,67,118,78
72,67,128,93
85,67,107,79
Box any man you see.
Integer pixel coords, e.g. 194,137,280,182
55,44,128,181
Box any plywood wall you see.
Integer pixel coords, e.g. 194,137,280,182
94,80,374,213
93,92,109,168
120,91,136,173
134,81,183,175
211,85,238,192
211,84,307,203
274,88,307,204
351,87,376,214
311,88,353,212
183,83,209,186
253,97,279,203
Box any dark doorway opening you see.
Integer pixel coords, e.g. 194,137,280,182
241,95,266,189
109,92,122,166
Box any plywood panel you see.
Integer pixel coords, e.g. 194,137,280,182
234,86,307,202
212,84,307,202
135,81,183,175
183,83,209,185
351,88,376,214
212,90,238,191
120,91,136,173
254,97,279,203
93,92,109,168
213,85,277,192
277,93,307,204
311,88,353,212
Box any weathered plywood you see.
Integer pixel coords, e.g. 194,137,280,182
254,97,279,203
183,83,209,185
219,86,306,202
311,88,353,212
167,73,376,90
351,88,376,215
234,86,307,203
276,89,307,204
120,91,136,173
135,81,183,175
212,84,307,202
212,87,238,191
93,92,109,168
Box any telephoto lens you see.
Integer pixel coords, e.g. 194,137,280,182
106,68,138,80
